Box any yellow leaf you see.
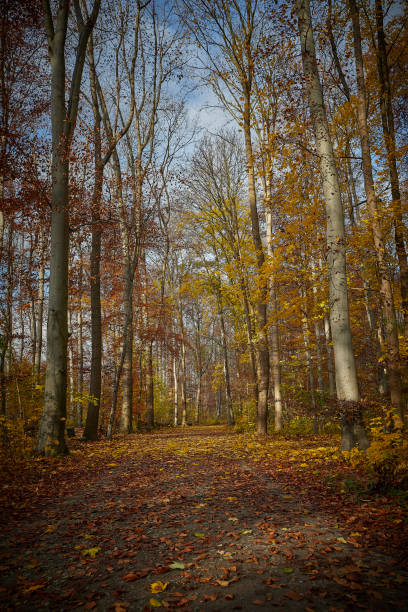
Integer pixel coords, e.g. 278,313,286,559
82,547,101,558
149,599,163,608
216,579,231,587
150,581,168,594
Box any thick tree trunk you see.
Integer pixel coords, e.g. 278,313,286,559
37,168,69,455
375,0,408,335
349,0,403,426
36,0,100,455
296,0,365,450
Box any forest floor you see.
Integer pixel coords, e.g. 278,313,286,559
1,426,408,611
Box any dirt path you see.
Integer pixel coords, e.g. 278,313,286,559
1,427,407,611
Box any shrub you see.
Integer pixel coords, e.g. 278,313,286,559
345,414,408,490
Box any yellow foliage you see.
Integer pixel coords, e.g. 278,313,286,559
345,414,408,489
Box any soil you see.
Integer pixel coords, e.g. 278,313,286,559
1,426,407,611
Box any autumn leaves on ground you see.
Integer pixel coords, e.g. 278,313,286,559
1,427,407,612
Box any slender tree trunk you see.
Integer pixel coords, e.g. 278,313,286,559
34,229,45,384
217,289,234,426
67,309,74,427
323,315,335,397
195,375,201,425
77,305,83,428
173,349,179,426
119,272,133,433
1,222,13,415
243,101,269,435
266,209,282,431
375,0,408,335
84,84,103,439
349,0,403,426
145,340,154,429
301,289,318,433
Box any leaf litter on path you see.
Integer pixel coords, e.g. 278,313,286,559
1,426,407,611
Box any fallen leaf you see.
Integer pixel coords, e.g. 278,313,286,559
169,562,185,570
82,547,101,558
23,583,46,594
149,598,163,607
150,581,168,594
122,573,139,582
285,591,303,600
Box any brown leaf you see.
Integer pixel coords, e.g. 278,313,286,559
122,572,139,582
285,591,303,600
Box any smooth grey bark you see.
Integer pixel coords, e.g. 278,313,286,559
216,286,234,426
349,0,402,427
1,221,13,415
266,209,282,431
295,0,362,450
177,297,187,427
173,348,179,426
36,0,100,456
34,229,45,384
323,315,335,397
145,341,154,430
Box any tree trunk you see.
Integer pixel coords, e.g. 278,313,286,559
375,0,408,335
349,0,403,426
173,349,179,426
36,0,100,455
37,163,69,455
76,305,83,428
1,221,13,415
266,209,282,431
323,315,335,397
295,0,365,450
145,340,154,429
243,99,269,435
34,229,45,384
119,273,133,433
217,289,234,426
84,92,103,440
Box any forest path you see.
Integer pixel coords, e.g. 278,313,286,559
1,426,407,611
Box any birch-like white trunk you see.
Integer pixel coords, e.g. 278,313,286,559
295,0,362,449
